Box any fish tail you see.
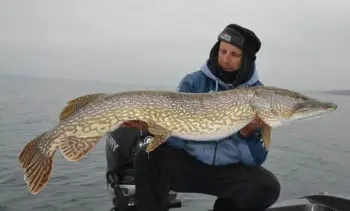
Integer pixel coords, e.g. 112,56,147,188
18,132,55,195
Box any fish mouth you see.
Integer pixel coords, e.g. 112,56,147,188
296,101,337,113
327,102,338,111
291,100,337,121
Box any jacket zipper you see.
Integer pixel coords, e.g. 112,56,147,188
212,82,220,165
212,142,218,165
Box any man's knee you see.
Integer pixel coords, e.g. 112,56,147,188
264,183,280,208
231,167,281,210
253,169,281,207
265,171,280,200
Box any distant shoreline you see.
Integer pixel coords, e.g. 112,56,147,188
0,73,175,90
321,90,350,96
1,74,348,95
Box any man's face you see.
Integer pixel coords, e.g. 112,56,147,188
217,41,243,72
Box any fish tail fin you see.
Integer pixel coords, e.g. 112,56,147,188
18,132,55,195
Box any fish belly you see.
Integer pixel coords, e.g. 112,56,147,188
170,118,254,141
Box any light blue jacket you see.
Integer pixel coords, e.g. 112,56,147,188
165,61,268,166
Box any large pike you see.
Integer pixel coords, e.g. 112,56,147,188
18,86,337,195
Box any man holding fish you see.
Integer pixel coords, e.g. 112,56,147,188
18,23,338,211
107,24,281,211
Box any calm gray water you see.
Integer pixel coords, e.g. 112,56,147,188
1,75,349,211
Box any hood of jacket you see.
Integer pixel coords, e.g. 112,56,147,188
200,60,260,91
201,40,260,90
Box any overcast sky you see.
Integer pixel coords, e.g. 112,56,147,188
1,0,349,90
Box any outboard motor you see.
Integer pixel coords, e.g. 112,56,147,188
105,127,181,211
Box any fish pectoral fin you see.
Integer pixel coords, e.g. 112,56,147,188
58,136,102,161
59,93,108,121
146,119,170,136
145,135,168,153
143,119,170,153
261,123,272,151
120,120,149,130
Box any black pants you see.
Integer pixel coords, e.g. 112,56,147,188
134,144,280,211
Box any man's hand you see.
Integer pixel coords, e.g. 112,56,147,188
239,117,263,138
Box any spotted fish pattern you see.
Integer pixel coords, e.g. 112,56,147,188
18,86,337,195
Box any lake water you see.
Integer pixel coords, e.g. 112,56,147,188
0,75,349,211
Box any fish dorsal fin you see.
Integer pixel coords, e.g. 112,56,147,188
59,93,108,121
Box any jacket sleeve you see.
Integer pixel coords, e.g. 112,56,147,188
176,74,194,93
236,129,268,166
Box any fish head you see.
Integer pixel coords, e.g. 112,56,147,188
251,86,337,128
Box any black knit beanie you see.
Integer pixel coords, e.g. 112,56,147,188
208,24,261,85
